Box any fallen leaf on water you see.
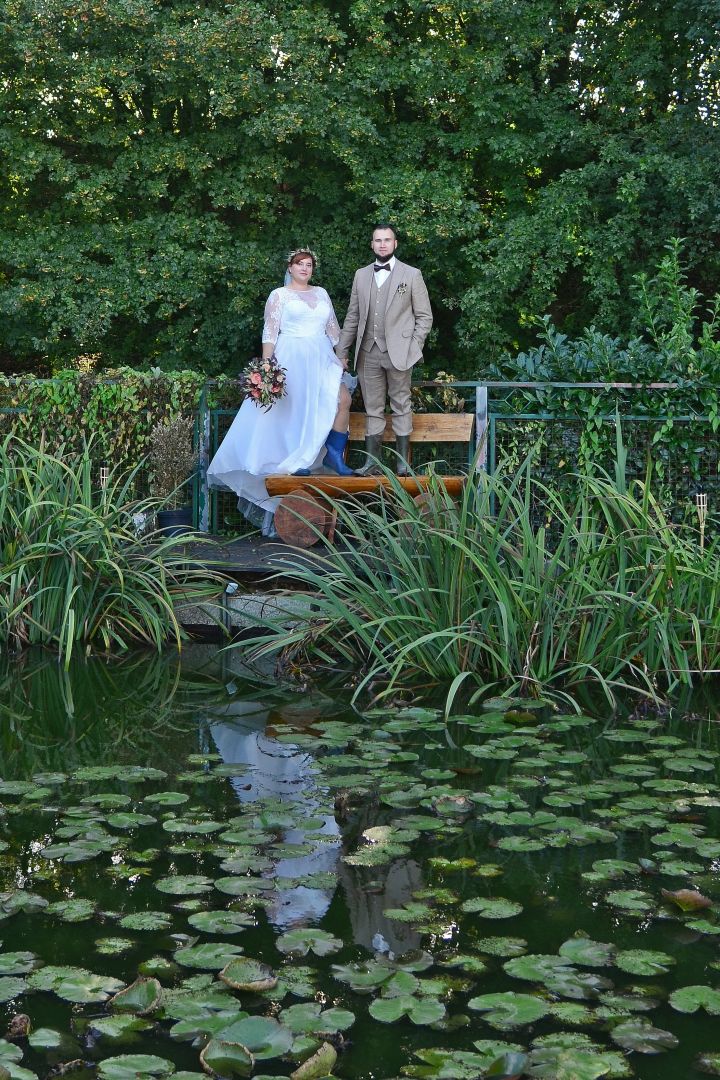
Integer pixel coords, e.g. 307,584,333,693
661,888,713,912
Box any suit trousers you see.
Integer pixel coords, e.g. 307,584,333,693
357,343,413,437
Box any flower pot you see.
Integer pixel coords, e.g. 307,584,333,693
156,506,193,537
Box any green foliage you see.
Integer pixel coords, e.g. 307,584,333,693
242,445,720,709
0,369,231,473
0,436,224,659
1,2,718,373
486,243,720,493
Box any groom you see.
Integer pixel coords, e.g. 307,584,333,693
336,224,433,475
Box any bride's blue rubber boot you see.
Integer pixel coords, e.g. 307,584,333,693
292,469,311,476
322,429,355,476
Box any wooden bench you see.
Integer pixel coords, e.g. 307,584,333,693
266,412,475,546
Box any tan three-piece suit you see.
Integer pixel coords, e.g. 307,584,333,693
336,259,433,437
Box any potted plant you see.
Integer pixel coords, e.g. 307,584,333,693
148,414,197,536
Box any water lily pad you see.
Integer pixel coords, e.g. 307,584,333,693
74,766,167,783
474,937,527,958
28,965,124,1002
119,912,172,931
163,817,224,835
527,1041,630,1078
469,991,549,1029
110,977,162,1015
289,1041,337,1080
369,995,446,1025
144,792,190,806
610,1018,679,1053
96,937,137,955
82,794,132,808
669,985,720,1014
280,1003,354,1035
45,899,96,922
97,1055,175,1078
605,889,654,914
212,1016,293,1059
0,952,38,975
0,976,27,1002
188,910,254,935
107,812,157,830
174,943,244,970
496,836,548,852
504,954,572,982
460,897,522,919
220,958,277,992
91,1015,154,1039
614,949,676,976
199,1040,253,1077
155,875,213,896
40,839,114,862
276,929,343,957
559,938,616,967
214,877,274,897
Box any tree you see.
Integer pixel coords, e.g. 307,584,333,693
1,0,718,375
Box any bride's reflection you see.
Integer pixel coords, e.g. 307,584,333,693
209,698,342,928
201,650,423,951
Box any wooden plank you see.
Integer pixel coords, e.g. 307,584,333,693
348,413,474,443
266,475,465,497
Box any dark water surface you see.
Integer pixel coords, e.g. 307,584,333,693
1,648,720,1079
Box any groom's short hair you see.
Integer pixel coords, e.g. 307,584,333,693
372,223,398,239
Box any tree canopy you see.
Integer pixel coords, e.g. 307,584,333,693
1,0,718,374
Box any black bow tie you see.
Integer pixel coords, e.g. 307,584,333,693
373,263,391,272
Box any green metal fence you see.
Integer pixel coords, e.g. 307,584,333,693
3,379,718,533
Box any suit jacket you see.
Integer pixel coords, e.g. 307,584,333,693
336,259,433,372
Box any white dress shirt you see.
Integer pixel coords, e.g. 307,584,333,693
373,255,395,288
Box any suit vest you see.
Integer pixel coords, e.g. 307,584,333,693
361,272,388,353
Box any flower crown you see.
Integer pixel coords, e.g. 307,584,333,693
286,247,319,266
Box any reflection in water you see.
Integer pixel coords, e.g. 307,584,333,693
0,648,219,777
205,649,424,948
210,703,342,927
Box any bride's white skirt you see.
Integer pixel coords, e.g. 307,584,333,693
207,333,343,514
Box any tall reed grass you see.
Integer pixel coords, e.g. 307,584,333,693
0,436,224,662
245,442,720,710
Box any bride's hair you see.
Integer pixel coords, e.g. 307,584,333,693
287,247,318,269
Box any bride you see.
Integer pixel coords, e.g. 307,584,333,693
207,248,354,535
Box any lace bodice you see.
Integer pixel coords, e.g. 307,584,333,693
262,286,340,346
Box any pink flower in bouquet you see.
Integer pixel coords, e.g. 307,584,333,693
250,372,262,385
251,389,260,398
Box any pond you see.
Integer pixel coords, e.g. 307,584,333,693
1,647,720,1079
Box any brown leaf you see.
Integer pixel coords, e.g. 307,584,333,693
661,888,713,912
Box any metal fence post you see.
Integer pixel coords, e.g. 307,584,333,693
475,384,488,471
197,384,211,533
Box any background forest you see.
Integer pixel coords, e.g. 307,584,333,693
0,0,719,377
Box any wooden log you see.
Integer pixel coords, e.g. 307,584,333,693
266,475,465,498
274,492,334,548
348,413,474,443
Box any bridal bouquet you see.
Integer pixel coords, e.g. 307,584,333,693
240,354,287,410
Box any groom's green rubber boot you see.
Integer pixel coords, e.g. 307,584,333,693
395,434,411,476
356,434,383,477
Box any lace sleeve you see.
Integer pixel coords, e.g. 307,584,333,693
262,289,283,345
322,289,341,347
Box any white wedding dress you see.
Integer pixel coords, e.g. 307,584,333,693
207,286,343,531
